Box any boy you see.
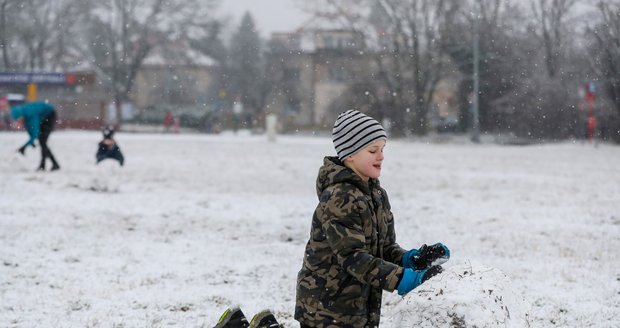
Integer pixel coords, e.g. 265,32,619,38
10,101,60,171
294,110,450,327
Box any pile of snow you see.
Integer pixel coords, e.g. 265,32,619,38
88,160,124,193
385,261,531,328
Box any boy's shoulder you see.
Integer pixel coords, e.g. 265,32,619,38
321,182,370,209
325,180,366,194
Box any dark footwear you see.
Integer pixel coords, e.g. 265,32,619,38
249,309,280,328
214,306,249,328
51,164,60,171
37,165,45,171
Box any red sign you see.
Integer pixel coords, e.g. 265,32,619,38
65,73,77,85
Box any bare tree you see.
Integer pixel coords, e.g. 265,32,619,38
370,0,451,135
0,0,16,69
309,0,459,136
84,0,218,124
0,0,88,71
588,0,620,117
530,0,579,78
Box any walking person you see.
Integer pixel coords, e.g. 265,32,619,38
10,101,60,171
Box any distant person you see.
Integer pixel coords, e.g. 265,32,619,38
10,101,60,171
295,110,450,327
96,125,124,166
173,115,180,134
164,111,173,132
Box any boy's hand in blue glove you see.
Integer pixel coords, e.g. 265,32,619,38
421,265,443,283
397,266,444,296
402,248,419,268
403,243,450,270
397,268,423,296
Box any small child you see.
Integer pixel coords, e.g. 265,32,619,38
295,110,450,327
96,125,124,166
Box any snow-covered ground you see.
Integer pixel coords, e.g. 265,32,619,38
1,130,618,327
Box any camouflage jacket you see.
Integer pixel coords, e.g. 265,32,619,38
295,157,406,328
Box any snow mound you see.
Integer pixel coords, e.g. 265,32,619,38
90,160,123,193
385,261,531,328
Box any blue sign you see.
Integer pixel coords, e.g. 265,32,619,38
587,81,597,95
0,72,73,85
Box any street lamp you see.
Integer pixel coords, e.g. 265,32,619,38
471,12,480,143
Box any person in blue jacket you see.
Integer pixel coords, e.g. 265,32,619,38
10,101,60,171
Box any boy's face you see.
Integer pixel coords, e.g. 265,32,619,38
344,139,386,182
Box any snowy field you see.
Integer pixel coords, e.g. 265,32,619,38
1,130,619,327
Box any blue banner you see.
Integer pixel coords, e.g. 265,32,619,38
0,72,75,85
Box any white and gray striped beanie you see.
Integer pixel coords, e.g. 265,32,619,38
332,110,387,161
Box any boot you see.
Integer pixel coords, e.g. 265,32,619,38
214,307,249,328
249,309,281,328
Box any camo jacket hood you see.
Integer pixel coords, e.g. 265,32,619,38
295,156,406,328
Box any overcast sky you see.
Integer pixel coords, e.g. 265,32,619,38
217,0,312,38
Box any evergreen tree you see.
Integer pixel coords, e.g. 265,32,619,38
229,12,263,125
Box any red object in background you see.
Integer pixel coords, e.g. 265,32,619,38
587,116,597,140
584,81,597,143
0,96,7,130
173,116,180,134
586,108,596,143
164,111,173,130
65,73,77,85
0,96,8,111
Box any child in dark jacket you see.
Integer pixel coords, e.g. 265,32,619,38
96,125,124,166
294,110,450,328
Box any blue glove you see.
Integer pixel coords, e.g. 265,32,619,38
402,248,419,268
404,243,450,270
397,266,444,296
397,268,424,296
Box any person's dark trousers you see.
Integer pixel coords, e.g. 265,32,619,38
38,111,60,170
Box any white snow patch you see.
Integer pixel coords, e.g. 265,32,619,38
0,130,618,327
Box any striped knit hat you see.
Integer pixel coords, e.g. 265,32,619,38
332,110,387,161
